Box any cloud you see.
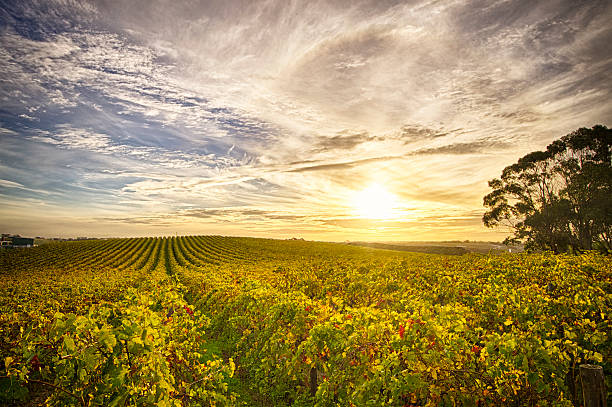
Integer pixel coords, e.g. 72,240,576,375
31,126,112,150
0,178,54,195
1,0,610,240
97,216,176,226
121,176,256,194
412,140,513,155
0,179,26,189
288,155,401,173
289,137,511,172
313,132,376,152
398,126,450,143
179,208,308,222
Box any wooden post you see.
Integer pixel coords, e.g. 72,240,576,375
309,366,317,397
580,364,607,407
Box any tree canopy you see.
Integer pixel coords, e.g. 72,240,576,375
483,125,612,252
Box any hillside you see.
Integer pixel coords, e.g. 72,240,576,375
347,241,523,255
0,236,609,406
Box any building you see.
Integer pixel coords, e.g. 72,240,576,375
0,235,34,248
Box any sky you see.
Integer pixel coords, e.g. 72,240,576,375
0,0,611,241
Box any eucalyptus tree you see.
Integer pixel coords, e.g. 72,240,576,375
483,125,611,252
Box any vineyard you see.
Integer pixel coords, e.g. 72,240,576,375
0,236,610,406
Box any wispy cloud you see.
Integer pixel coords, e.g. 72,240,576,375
288,155,401,173
0,179,27,189
1,0,610,239
411,140,513,156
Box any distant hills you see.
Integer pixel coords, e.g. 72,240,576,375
346,241,523,255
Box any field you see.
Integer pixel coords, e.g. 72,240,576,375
346,241,524,255
0,236,610,406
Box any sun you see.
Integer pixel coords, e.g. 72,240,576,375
352,184,399,220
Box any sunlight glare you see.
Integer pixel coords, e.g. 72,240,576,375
352,184,399,220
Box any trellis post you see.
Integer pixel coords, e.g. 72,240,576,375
580,364,607,407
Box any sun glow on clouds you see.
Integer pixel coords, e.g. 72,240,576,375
351,184,400,220
0,1,611,240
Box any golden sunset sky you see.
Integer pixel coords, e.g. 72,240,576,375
1,0,611,240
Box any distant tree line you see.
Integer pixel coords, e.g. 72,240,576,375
483,125,611,253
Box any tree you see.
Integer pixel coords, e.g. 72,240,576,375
483,125,612,252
